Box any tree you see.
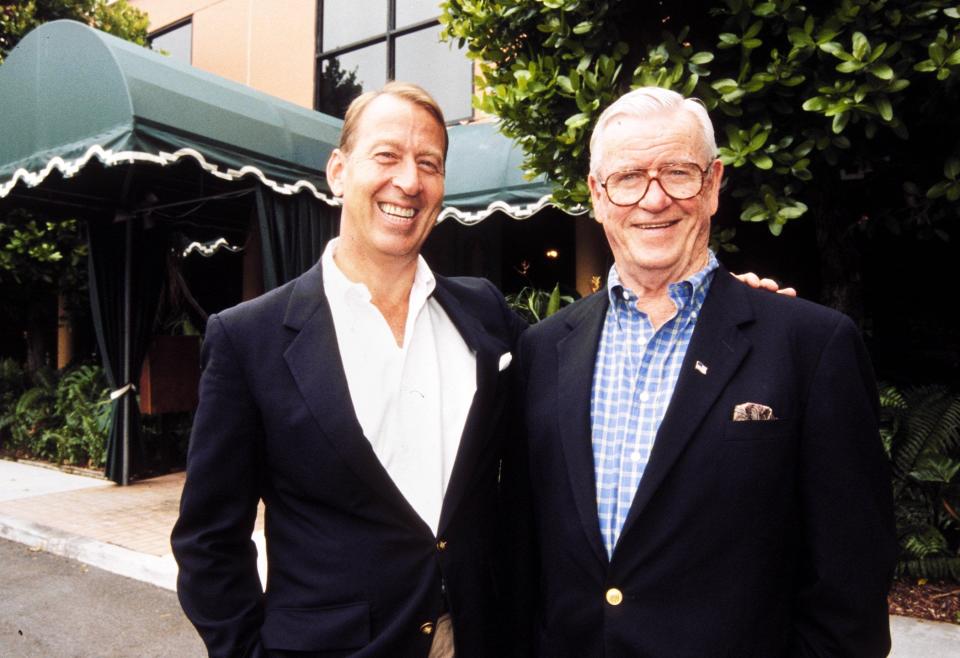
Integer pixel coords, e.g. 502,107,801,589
442,0,960,318
0,0,149,369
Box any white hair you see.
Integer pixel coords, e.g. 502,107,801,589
589,87,718,176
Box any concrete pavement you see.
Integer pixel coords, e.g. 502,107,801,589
0,458,957,656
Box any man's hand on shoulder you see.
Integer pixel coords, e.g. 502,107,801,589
733,271,797,297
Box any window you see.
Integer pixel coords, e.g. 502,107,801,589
316,1,473,122
150,20,192,65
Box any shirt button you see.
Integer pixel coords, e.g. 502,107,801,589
630,451,642,462
605,588,624,606
622,291,630,301
639,391,649,402
420,621,435,635
437,539,448,551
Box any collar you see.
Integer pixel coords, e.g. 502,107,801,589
606,250,719,322
321,238,437,340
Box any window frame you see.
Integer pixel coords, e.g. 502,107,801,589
314,1,473,123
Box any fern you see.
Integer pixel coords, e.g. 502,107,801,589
882,384,960,582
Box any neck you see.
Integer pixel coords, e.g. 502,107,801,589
333,243,419,346
617,250,708,330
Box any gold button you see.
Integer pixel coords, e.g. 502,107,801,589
605,588,623,606
420,621,434,635
437,540,448,551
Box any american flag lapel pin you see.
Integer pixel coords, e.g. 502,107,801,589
695,361,708,375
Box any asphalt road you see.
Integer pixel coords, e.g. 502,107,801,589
0,538,205,657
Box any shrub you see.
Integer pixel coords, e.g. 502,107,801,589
880,384,960,580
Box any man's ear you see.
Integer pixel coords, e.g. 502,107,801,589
706,159,724,216
326,149,346,197
587,173,604,224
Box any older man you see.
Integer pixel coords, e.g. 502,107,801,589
172,82,525,657
512,87,896,657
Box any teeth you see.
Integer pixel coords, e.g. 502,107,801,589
641,221,678,229
379,203,416,218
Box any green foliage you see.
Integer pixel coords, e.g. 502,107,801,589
880,384,960,580
505,283,574,323
442,0,960,237
0,0,148,64
0,363,111,467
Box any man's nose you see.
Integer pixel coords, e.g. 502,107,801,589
391,157,422,196
638,177,672,211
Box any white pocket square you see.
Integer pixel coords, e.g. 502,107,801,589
498,352,513,371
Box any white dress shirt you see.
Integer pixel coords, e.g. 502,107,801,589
321,239,477,534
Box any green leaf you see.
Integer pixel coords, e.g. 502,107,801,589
832,112,850,134
750,153,774,169
869,64,894,80
801,97,827,112
718,33,741,46
572,21,593,35
945,158,960,180
564,112,591,129
819,41,845,57
753,2,776,17
689,51,714,65
852,32,870,61
837,61,863,73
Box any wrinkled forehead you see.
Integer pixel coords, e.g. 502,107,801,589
596,110,709,169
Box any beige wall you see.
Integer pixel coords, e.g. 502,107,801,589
130,0,316,108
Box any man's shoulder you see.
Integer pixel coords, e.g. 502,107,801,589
435,274,500,302
526,290,607,338
721,274,856,343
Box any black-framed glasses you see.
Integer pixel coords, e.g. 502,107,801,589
599,162,710,206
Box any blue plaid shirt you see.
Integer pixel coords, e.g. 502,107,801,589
591,252,718,558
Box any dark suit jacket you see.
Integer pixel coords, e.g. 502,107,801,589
512,266,896,658
171,262,526,658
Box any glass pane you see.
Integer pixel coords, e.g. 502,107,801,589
317,44,388,118
151,22,192,64
322,0,387,51
395,25,473,122
396,0,441,28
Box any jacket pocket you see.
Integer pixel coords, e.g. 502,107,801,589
260,602,370,651
722,418,794,442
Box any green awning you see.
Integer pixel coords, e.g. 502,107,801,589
442,121,564,224
0,20,567,225
0,20,342,206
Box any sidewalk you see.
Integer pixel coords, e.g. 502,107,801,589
1,458,957,656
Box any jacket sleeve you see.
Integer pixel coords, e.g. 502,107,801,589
170,314,265,657
791,315,897,657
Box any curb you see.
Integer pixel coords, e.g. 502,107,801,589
0,515,178,591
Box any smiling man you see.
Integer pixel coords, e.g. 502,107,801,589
510,87,897,657
172,82,525,658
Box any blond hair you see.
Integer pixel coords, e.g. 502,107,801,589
339,81,448,160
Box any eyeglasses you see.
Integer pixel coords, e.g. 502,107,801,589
599,162,710,206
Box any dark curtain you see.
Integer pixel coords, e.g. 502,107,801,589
87,215,168,484
257,185,340,290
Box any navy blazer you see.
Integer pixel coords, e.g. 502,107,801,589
171,262,526,657
512,266,896,657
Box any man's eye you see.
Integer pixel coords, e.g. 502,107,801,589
374,152,399,163
665,166,696,178
419,160,442,174
617,172,645,184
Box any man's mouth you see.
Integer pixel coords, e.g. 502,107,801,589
637,219,680,230
379,202,416,219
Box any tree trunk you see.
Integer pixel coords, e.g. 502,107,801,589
56,291,73,369
24,296,54,374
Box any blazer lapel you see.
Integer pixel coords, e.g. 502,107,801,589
431,279,505,534
281,263,428,531
557,291,610,564
618,268,754,540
